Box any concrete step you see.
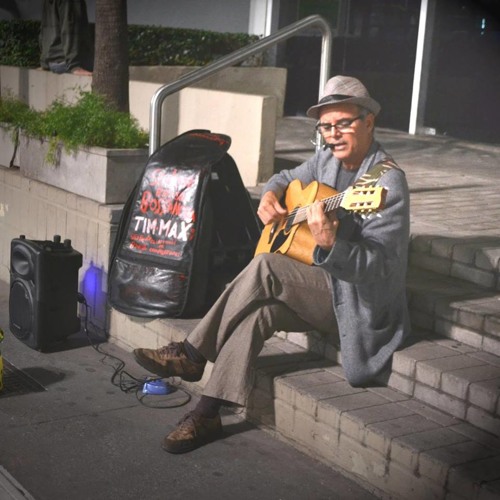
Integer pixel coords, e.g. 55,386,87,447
255,340,500,500
407,266,500,358
388,334,500,436
258,328,500,438
108,309,500,500
248,323,500,437
409,234,500,291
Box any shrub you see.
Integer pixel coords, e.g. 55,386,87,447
127,25,260,66
0,94,40,154
35,91,148,149
0,20,40,67
0,94,38,130
0,92,148,164
0,20,260,68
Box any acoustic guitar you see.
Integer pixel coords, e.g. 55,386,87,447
255,179,387,265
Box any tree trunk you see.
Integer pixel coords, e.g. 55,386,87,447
92,0,129,113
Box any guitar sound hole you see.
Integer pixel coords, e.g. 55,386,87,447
269,209,298,253
270,230,289,253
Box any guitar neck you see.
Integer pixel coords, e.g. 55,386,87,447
290,192,344,225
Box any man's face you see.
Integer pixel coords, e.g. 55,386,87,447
317,103,374,169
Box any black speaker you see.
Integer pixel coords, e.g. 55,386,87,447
9,235,83,351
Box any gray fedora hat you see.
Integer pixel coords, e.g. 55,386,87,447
306,75,381,119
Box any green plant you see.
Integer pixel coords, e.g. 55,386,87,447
0,95,40,160
0,20,40,67
0,94,38,130
32,92,148,163
127,25,260,66
0,92,148,164
0,20,261,68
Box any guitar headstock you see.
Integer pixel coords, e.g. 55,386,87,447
340,186,387,215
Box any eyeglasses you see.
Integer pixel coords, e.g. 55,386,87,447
315,114,365,135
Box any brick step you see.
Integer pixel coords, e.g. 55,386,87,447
254,328,500,437
407,266,500,357
388,334,500,436
109,309,500,500
254,338,500,500
264,331,500,437
409,234,500,291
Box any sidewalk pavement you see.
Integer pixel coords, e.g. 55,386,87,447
1,117,499,500
0,276,376,500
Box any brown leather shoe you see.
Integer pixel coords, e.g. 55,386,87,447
133,342,205,381
162,411,223,454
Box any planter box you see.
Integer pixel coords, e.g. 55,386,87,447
19,133,148,204
0,124,20,168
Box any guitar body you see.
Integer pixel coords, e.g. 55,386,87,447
255,179,339,265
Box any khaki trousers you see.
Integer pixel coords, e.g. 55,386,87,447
187,253,336,406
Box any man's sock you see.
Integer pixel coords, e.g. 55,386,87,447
193,395,224,419
183,340,206,364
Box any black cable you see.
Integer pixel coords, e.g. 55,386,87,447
77,293,191,408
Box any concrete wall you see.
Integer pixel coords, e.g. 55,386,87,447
0,66,92,107
177,87,276,185
0,166,121,330
128,66,287,117
130,83,277,185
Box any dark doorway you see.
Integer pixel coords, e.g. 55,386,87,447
281,0,420,132
425,0,500,143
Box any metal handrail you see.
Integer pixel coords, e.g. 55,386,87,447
149,14,332,155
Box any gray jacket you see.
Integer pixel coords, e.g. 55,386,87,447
263,140,411,386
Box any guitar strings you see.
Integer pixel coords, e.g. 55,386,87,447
288,191,345,225
286,185,381,226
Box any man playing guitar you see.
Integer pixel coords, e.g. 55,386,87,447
133,75,411,454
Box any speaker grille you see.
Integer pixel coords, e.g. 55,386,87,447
9,281,33,340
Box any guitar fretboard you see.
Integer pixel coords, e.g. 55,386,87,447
289,192,345,225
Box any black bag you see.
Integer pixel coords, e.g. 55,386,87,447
108,130,261,318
